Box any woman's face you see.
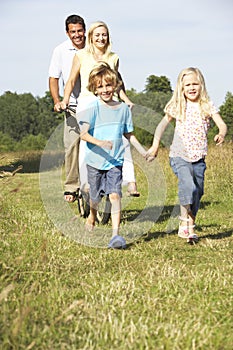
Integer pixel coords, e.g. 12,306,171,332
92,26,108,50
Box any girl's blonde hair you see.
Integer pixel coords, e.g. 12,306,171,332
88,62,121,95
86,21,111,57
165,67,211,121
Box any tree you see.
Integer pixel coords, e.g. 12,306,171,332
0,131,16,151
144,75,172,94
0,91,61,149
0,91,39,141
219,92,233,141
36,91,61,138
16,134,47,151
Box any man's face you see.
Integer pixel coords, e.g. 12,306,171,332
67,23,85,49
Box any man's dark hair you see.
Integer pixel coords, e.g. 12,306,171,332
65,14,86,32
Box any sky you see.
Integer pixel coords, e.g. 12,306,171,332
0,0,232,107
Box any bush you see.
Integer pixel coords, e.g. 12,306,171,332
0,132,16,151
15,133,47,151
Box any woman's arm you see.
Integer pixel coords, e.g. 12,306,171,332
116,60,134,108
60,55,81,109
118,88,134,108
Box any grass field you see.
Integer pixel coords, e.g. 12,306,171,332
0,143,233,350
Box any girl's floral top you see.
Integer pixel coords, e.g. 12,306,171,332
168,101,218,162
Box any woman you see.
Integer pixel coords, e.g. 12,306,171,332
61,21,140,196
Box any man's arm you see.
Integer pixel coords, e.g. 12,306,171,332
49,77,62,111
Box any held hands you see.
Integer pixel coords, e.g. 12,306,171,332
144,146,158,162
214,134,225,146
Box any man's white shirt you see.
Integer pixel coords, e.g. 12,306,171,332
48,39,81,105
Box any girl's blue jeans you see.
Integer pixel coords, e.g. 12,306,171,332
170,157,206,217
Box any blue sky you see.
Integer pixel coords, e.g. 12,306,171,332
0,0,232,107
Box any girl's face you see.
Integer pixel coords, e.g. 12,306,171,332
92,26,108,50
95,78,115,103
182,73,201,102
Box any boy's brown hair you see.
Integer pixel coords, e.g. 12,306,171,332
87,62,122,95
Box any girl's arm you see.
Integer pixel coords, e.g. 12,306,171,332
145,114,172,161
60,55,81,109
212,112,227,145
80,123,113,150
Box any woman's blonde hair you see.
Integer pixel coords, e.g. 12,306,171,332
165,67,211,121
86,21,111,57
88,62,121,94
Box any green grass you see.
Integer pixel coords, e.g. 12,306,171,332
0,144,233,350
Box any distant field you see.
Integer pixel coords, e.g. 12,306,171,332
0,144,232,349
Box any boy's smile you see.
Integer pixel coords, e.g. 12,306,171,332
96,79,115,103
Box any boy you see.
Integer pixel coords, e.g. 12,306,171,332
79,63,146,248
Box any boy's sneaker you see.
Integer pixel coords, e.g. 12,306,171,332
108,235,126,249
187,233,199,244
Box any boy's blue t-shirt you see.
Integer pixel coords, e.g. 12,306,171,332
79,98,133,170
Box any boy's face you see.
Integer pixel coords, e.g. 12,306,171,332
96,78,115,103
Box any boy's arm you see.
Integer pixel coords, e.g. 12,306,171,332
145,114,172,161
80,123,113,150
212,112,227,145
124,133,147,156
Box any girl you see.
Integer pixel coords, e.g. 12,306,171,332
61,21,140,197
79,63,145,248
145,67,227,243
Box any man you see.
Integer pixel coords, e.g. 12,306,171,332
49,14,86,202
